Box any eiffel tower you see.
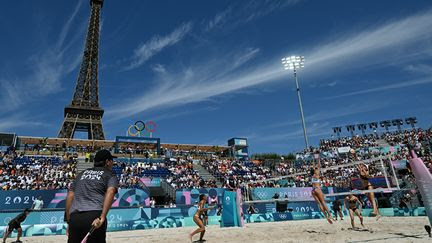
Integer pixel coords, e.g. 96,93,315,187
58,0,105,140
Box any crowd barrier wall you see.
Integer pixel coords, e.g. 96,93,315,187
176,188,228,205
0,205,219,238
0,188,150,210
250,187,354,201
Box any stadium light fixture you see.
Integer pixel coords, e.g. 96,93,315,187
346,125,356,137
357,124,367,136
368,122,378,137
368,122,378,130
405,117,417,129
392,119,404,132
380,120,392,132
281,56,309,148
332,127,342,138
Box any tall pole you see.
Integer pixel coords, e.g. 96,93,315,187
388,155,401,189
379,157,391,189
293,69,309,148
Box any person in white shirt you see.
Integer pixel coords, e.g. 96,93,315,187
150,198,156,208
32,196,44,210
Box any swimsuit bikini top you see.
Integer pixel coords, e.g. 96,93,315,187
311,177,321,184
348,198,357,206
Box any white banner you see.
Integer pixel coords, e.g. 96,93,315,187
337,146,351,154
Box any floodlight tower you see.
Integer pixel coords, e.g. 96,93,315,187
392,119,404,132
281,56,309,148
380,120,392,132
369,122,379,137
405,117,417,129
346,125,356,137
332,127,342,138
357,124,367,136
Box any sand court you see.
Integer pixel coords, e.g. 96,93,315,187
15,216,431,243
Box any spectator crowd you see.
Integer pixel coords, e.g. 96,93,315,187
0,153,76,190
0,128,430,193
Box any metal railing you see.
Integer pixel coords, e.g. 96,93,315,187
161,179,176,200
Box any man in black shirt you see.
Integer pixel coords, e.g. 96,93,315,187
2,208,30,243
65,150,119,243
226,176,237,191
332,199,344,220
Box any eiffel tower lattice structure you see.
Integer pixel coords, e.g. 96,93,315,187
58,0,106,140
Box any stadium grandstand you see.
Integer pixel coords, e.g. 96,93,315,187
1,0,432,242
1,124,431,242
1,126,430,199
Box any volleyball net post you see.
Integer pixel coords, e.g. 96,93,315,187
221,189,244,228
409,150,432,226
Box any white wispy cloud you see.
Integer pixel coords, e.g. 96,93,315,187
204,0,301,32
107,47,274,119
404,64,432,74
243,101,391,148
305,9,432,73
151,64,167,74
0,1,85,109
204,7,232,31
266,100,392,129
0,113,49,132
124,22,193,70
108,8,432,120
241,0,301,23
233,48,260,68
324,77,432,99
57,0,83,49
251,121,331,143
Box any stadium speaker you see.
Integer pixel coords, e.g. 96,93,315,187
276,201,288,212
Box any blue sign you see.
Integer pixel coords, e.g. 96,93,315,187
0,189,150,210
0,205,221,238
221,191,240,227
0,190,66,210
252,187,317,201
176,188,228,205
244,201,320,214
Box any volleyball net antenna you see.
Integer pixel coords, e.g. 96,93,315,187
242,155,414,204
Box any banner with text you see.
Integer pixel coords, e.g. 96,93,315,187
0,188,150,210
176,188,228,205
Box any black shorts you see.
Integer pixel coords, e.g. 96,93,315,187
7,221,21,231
68,210,107,243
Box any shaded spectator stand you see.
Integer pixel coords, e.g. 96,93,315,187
227,138,249,159
115,136,161,155
0,133,17,152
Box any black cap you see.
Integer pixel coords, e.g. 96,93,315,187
94,149,117,166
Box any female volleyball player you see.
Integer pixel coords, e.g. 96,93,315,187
344,194,364,229
189,194,212,242
310,152,334,224
357,163,381,219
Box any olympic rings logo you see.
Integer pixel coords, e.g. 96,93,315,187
225,196,231,204
127,120,157,137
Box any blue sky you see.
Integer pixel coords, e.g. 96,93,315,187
1,0,432,153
